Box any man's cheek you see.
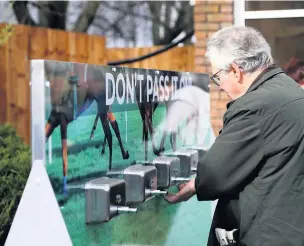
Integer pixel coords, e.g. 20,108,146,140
220,82,230,93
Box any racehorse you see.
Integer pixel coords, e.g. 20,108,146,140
133,71,185,158
134,70,160,160
44,61,129,194
140,72,211,155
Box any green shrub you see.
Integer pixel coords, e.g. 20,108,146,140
0,124,31,244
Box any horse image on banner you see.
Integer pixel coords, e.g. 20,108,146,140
19,60,217,246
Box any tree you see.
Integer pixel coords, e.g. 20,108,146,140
10,0,193,47
0,24,13,46
0,1,14,46
12,1,100,32
148,1,194,45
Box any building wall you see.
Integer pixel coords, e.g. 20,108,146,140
194,0,234,136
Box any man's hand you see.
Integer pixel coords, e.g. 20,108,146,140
163,178,196,204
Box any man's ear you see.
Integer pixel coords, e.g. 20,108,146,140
230,62,242,83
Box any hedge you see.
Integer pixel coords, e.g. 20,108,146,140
0,124,31,244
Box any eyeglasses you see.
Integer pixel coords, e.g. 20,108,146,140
210,69,224,86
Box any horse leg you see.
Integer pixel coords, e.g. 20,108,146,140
176,126,184,146
158,130,168,154
194,114,199,144
157,101,172,154
138,103,148,157
183,116,192,146
108,112,129,159
144,117,149,160
185,114,197,145
93,112,106,155
45,122,56,141
154,103,170,154
138,104,146,144
146,104,161,155
158,101,178,153
170,131,177,152
101,136,106,155
45,110,60,141
60,116,69,196
90,113,99,139
100,114,113,170
142,127,145,144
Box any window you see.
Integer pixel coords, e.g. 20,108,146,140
235,0,304,68
245,1,304,11
246,18,304,67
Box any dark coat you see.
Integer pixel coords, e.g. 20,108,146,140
195,65,304,246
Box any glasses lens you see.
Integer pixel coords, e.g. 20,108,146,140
211,76,220,86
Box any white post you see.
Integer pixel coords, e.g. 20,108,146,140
30,60,46,165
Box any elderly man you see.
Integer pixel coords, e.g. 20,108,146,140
164,25,304,245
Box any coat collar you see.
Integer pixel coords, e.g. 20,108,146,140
246,65,284,93
226,65,285,109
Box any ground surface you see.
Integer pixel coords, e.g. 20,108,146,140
46,104,212,246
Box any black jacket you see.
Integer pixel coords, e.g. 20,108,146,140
195,66,304,246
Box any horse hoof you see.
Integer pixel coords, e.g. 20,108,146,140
123,151,130,159
154,148,164,156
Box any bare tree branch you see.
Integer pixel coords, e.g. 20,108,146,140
92,8,134,42
149,1,162,44
12,1,36,25
93,1,144,34
12,0,194,47
73,1,101,32
28,1,67,29
28,1,66,16
100,1,171,32
149,1,193,45
92,22,133,41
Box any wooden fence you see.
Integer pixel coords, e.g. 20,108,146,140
107,45,195,72
0,23,195,144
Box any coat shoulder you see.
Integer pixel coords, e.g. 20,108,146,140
230,74,304,120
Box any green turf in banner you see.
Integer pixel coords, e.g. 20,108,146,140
46,105,212,245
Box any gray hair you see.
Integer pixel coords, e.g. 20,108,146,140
205,25,274,73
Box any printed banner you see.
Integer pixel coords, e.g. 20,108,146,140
43,60,215,246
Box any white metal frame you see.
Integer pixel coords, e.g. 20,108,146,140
30,60,46,165
5,60,73,246
234,0,304,26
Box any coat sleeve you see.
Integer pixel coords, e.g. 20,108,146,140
195,108,264,201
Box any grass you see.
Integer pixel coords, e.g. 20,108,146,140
46,103,213,246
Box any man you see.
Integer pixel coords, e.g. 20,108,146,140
164,25,304,245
